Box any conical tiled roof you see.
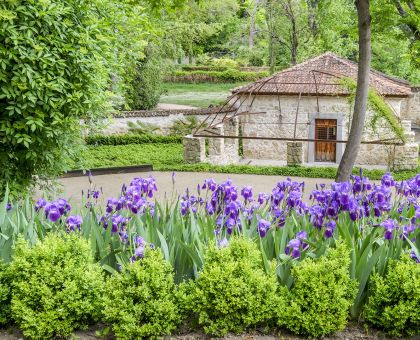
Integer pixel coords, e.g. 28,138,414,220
233,52,412,97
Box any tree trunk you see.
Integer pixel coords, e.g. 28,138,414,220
307,0,319,36
336,0,371,182
249,0,260,48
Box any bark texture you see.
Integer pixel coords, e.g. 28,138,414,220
336,0,371,182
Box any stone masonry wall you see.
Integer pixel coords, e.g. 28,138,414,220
101,112,207,135
236,95,406,167
401,87,420,124
183,136,205,164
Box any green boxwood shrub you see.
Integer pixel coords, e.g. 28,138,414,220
277,243,358,337
363,256,420,337
9,234,104,339
0,261,11,326
102,247,181,339
85,133,182,146
184,237,279,336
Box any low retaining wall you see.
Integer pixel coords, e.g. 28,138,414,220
101,108,231,135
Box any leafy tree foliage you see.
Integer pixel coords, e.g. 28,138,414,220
0,0,149,195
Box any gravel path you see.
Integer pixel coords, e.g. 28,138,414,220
51,171,333,204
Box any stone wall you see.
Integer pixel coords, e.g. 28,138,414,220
401,87,420,124
100,110,208,135
182,119,240,165
235,94,407,167
392,120,419,171
183,136,205,164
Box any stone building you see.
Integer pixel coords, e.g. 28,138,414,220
186,52,419,170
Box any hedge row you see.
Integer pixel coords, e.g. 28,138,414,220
2,235,417,339
85,134,182,146
165,69,269,83
79,141,419,181
179,65,271,72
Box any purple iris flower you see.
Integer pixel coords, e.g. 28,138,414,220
35,198,47,212
44,203,61,222
56,198,71,215
296,231,308,249
257,219,271,237
257,192,269,205
6,203,12,211
363,177,372,191
411,251,420,263
285,238,301,258
382,219,396,240
135,236,145,247
287,189,301,208
381,173,395,188
202,178,217,191
241,186,253,202
66,215,82,232
134,245,145,258
415,208,420,219
324,220,336,239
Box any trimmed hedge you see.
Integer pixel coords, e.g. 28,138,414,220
182,238,279,336
364,256,420,337
85,134,182,146
9,234,104,339
278,243,358,337
166,69,268,83
103,247,181,339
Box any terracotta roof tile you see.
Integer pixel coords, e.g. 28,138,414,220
233,52,412,97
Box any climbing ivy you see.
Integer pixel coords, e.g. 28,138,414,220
338,78,406,143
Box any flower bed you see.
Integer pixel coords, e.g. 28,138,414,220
0,171,419,338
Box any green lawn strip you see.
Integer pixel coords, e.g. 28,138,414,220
162,82,246,93
74,143,419,181
78,143,184,169
159,82,246,108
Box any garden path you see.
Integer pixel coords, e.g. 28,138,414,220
54,171,334,204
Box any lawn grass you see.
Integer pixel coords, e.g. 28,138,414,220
159,82,246,108
76,143,184,169
73,143,420,181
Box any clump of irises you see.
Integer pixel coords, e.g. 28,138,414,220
176,170,419,260
33,171,419,263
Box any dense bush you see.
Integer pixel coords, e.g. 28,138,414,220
85,133,182,146
184,237,279,336
102,247,181,339
9,234,104,339
364,256,420,337
0,0,110,195
126,58,164,110
166,69,268,83
277,243,358,337
0,261,11,326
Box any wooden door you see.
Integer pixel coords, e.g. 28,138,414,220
315,119,337,162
